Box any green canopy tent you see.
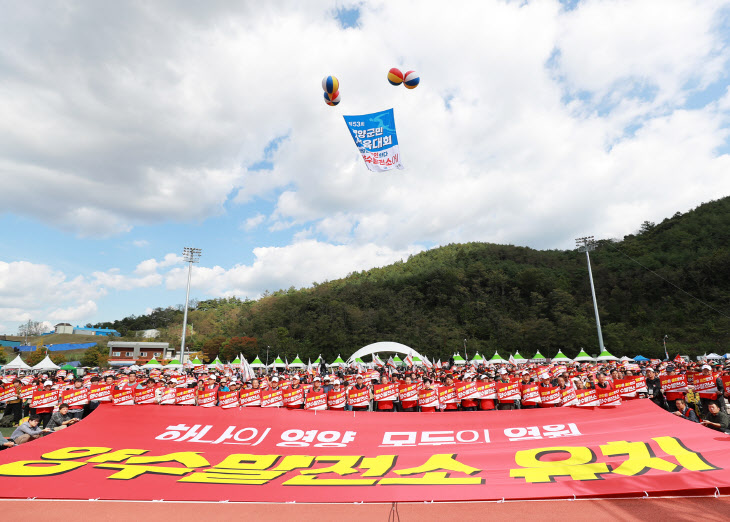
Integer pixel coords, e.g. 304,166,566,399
392,355,404,366
487,351,507,365
572,350,594,362
329,355,346,368
270,356,286,369
249,356,266,368
452,353,466,366
289,355,306,369
596,349,619,362
551,350,572,363
144,358,162,367
470,352,484,364
191,357,203,365
511,352,527,364
530,351,546,362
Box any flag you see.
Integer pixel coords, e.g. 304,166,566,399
307,358,314,377
373,354,384,368
509,354,516,366
343,108,404,172
422,355,433,369
436,359,442,368
404,352,414,367
240,357,255,382
387,356,396,369
673,354,683,363
285,357,289,371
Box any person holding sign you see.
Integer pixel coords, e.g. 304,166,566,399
697,364,725,416
375,375,397,412
35,381,57,428
349,375,371,412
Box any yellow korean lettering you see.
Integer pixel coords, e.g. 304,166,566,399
379,454,483,485
653,437,719,472
214,454,280,470
126,452,209,468
600,441,677,476
511,446,610,483
87,449,149,463
0,460,86,476
179,469,286,485
93,463,192,479
42,447,112,460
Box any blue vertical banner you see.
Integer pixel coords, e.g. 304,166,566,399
343,108,404,172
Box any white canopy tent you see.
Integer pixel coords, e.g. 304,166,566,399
32,355,60,371
4,355,31,371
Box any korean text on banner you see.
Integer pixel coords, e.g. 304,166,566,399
343,108,404,172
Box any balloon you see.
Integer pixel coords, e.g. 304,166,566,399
324,91,341,106
387,68,404,86
322,75,339,96
403,70,420,89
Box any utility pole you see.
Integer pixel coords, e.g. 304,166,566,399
179,247,202,364
576,236,605,353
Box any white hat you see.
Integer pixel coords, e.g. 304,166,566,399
314,377,321,382
44,380,53,386
271,377,279,382
334,379,341,384
521,370,529,375
498,368,507,375
292,375,300,380
702,364,712,371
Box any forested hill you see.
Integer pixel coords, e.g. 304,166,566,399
97,197,730,363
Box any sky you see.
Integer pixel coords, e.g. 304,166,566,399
1,0,730,335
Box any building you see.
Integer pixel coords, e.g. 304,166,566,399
107,342,175,366
72,326,121,337
54,323,74,334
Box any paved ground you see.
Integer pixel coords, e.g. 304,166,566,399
0,497,728,521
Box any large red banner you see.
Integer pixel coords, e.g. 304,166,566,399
0,401,729,503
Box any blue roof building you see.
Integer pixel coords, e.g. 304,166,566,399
72,326,120,337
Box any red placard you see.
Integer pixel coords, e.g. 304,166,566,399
723,376,730,397
19,385,36,400
614,379,637,398
0,386,18,402
597,388,622,407
347,388,370,407
497,381,521,402
283,388,304,407
218,390,239,409
660,374,688,393
693,374,718,395
575,389,600,407
437,385,458,404
89,384,113,402
198,388,218,408
373,383,399,402
261,389,283,408
133,388,156,405
560,387,578,407
30,389,59,409
175,388,197,406
239,389,261,407
62,388,90,407
632,376,648,393
327,389,347,409
539,386,561,405
455,382,479,400
304,390,327,410
417,388,439,408
399,383,420,401
476,381,497,399
112,388,135,406
521,384,541,404
158,387,176,405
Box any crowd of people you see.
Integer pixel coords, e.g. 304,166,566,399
1,356,729,449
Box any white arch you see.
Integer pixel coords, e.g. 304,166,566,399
346,342,425,364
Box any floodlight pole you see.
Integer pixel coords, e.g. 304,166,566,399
179,247,202,363
576,237,605,353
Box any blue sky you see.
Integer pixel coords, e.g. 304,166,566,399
1,0,730,335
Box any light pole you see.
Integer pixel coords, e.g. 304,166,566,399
576,236,605,353
463,338,468,361
179,247,202,363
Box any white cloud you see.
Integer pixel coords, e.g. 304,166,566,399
134,253,183,276
48,301,98,322
242,213,266,231
165,240,421,298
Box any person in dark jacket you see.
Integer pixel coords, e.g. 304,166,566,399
672,398,699,423
701,402,730,433
645,368,666,410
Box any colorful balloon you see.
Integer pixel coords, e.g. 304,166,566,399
403,70,420,89
387,68,404,86
322,75,339,96
324,91,341,106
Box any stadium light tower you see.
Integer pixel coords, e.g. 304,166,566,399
576,237,605,353
179,247,202,363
